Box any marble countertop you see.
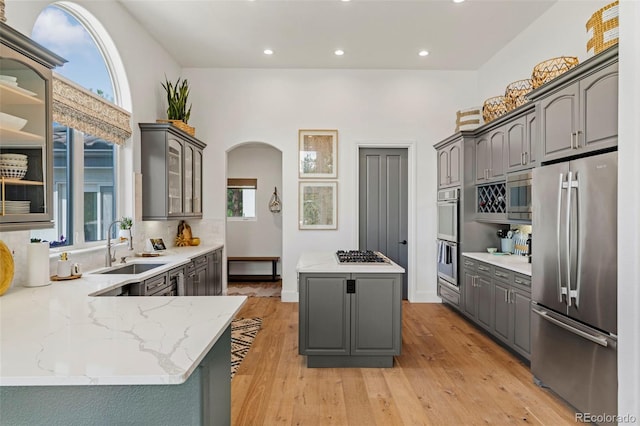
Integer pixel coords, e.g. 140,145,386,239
461,252,532,276
296,251,405,274
0,244,247,387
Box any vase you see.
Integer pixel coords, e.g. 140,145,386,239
25,242,51,287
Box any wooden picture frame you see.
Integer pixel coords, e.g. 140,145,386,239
298,129,338,178
299,181,337,230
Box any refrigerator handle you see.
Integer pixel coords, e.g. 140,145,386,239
572,174,581,307
532,308,608,347
565,171,573,307
556,173,566,303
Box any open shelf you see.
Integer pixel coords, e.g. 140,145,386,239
0,127,45,144
0,83,42,104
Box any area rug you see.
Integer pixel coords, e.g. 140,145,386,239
231,317,262,379
227,282,281,298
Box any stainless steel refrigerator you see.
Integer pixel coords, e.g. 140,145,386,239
531,151,617,420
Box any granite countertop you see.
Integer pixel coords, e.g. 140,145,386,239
296,251,405,274
0,243,247,387
462,252,532,276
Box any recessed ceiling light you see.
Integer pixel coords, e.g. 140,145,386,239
334,49,345,56
453,0,465,3
263,49,274,55
418,50,429,57
341,0,351,2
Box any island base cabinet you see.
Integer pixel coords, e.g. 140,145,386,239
0,326,232,426
299,273,402,368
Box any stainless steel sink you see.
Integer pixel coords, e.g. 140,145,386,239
97,263,167,275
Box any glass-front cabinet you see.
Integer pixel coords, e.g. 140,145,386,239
139,123,206,220
0,23,65,231
167,138,183,215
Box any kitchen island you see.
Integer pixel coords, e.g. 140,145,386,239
0,244,245,425
297,251,404,368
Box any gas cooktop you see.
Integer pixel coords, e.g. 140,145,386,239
335,250,391,264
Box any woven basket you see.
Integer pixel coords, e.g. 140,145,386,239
156,119,195,137
455,106,483,132
482,96,508,124
531,56,579,89
504,79,533,111
586,1,619,56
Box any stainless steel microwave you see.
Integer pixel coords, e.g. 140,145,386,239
506,171,532,221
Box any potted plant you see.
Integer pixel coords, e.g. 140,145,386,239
119,217,133,241
159,76,195,136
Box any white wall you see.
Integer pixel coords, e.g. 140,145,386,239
480,0,640,419
477,0,609,102
184,68,479,302
226,143,283,275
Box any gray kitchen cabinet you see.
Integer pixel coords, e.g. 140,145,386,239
461,256,531,359
437,138,462,189
298,272,402,367
437,277,460,309
209,248,223,296
0,23,65,231
506,111,539,172
475,126,505,184
139,123,206,220
532,47,618,163
189,253,209,296
184,248,223,296
462,258,493,331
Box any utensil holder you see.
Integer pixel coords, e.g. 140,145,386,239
501,238,514,253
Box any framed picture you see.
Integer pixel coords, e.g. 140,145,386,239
299,181,338,230
298,129,338,178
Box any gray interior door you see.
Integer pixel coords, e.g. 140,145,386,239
359,148,408,298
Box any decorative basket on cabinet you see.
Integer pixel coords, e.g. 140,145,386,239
482,96,508,124
531,56,579,89
586,0,619,56
155,119,195,136
455,106,483,132
504,79,533,111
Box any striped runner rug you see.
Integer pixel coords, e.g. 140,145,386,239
231,317,262,379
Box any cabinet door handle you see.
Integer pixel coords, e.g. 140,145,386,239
575,130,582,148
505,289,508,303
525,151,529,164
571,131,579,150
521,152,525,166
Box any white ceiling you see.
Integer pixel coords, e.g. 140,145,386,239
118,0,557,70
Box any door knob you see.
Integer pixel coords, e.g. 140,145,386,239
398,240,407,245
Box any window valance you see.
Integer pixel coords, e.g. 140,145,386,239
52,73,132,145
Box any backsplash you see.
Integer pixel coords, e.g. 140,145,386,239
0,218,224,290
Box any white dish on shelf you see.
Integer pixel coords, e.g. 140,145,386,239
0,153,28,161
0,80,37,96
0,75,18,82
0,112,28,131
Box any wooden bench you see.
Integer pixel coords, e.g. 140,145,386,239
227,256,280,282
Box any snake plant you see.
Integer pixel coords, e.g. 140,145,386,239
161,76,192,124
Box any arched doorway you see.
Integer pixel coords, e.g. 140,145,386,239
225,142,283,294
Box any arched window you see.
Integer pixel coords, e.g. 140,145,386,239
30,3,131,247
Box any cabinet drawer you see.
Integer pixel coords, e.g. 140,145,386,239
438,280,460,307
513,273,531,290
462,257,477,269
493,266,513,283
476,262,492,276
145,273,168,294
193,254,208,268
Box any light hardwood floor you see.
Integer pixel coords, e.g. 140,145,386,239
232,298,576,425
